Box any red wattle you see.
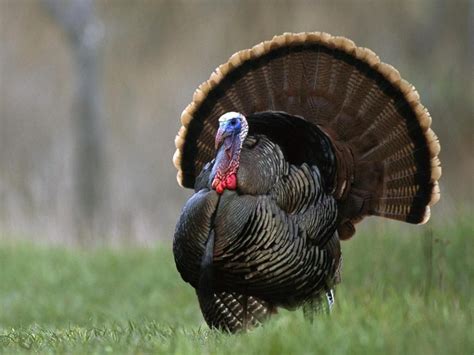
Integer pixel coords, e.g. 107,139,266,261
211,173,237,195
216,183,225,194
225,174,237,190
212,177,225,194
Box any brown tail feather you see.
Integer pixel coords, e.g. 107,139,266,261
173,32,441,236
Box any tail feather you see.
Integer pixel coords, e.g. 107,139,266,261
174,32,441,237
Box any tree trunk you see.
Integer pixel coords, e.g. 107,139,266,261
42,0,107,242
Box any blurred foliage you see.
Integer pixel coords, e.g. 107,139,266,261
0,0,472,243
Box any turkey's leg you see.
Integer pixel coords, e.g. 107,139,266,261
303,288,335,322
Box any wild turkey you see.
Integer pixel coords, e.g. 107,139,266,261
172,32,441,332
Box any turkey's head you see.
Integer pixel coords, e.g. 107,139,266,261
211,112,248,194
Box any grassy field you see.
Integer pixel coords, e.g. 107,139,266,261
0,217,472,354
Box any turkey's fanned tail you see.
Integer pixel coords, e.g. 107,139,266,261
173,32,441,238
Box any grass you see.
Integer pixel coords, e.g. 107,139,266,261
0,217,472,354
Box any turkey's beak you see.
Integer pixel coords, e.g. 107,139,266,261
215,127,232,150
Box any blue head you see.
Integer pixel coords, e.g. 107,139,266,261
215,112,248,150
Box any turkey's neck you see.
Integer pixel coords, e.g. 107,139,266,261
211,134,243,194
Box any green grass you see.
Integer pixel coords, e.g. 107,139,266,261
0,218,472,354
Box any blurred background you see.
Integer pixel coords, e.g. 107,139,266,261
0,0,472,245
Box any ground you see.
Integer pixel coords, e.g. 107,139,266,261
0,217,472,354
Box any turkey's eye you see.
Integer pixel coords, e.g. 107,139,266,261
230,118,237,126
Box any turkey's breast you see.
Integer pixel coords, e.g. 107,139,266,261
173,135,341,308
